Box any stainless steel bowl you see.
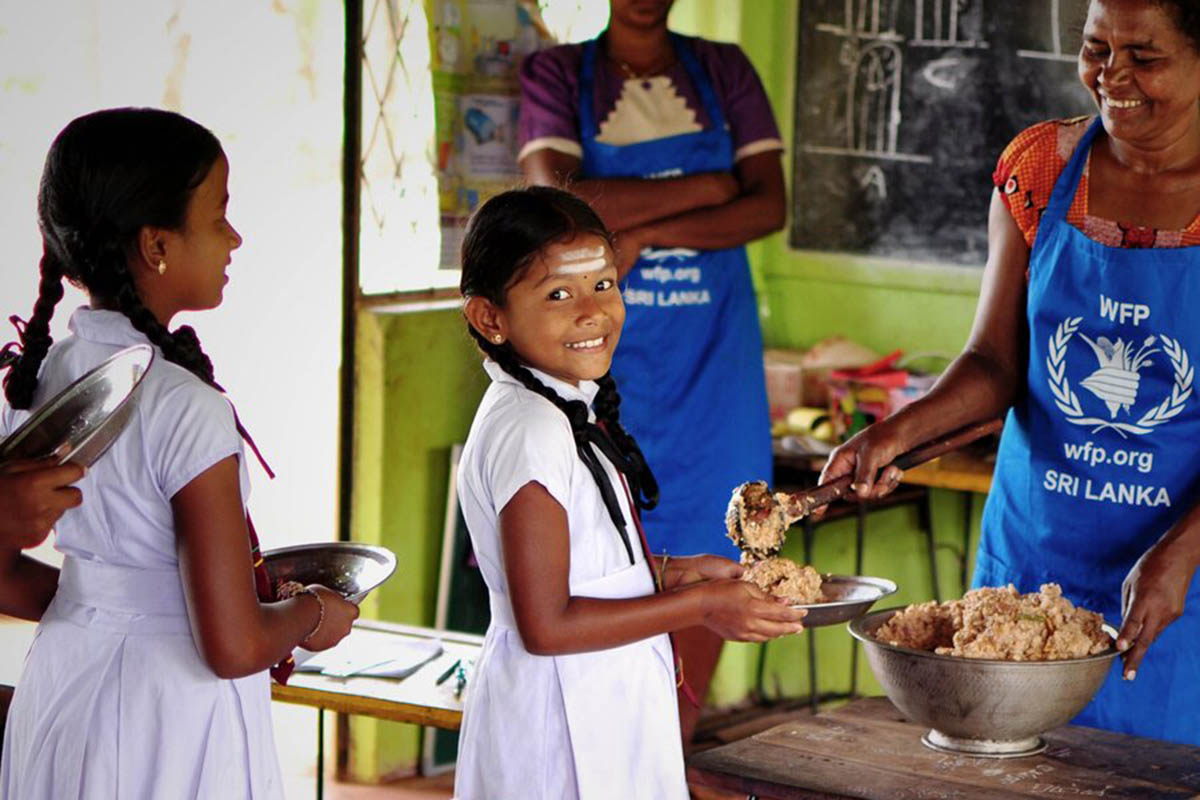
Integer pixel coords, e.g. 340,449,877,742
0,344,154,467
262,543,397,604
849,606,1119,757
791,575,897,627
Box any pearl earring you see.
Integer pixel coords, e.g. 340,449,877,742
492,334,503,344
157,260,167,276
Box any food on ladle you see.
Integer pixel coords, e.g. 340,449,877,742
742,556,823,605
875,583,1111,660
725,480,790,559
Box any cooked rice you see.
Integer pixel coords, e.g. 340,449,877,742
742,556,823,604
874,583,1110,660
726,481,788,557
275,579,306,600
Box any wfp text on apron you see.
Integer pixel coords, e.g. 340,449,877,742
578,34,771,558
978,117,1200,745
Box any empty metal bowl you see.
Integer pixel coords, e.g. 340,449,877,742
262,543,397,604
791,575,897,627
0,344,154,467
849,606,1119,757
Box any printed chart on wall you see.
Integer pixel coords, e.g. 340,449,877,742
791,0,1094,266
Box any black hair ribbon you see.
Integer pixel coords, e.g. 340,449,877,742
0,315,29,371
575,421,640,566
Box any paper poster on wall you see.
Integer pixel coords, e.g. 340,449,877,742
439,214,469,270
424,0,553,276
459,93,520,180
431,0,466,74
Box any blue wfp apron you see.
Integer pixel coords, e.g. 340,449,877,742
579,35,770,559
977,117,1200,745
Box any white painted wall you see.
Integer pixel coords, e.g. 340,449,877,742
0,2,344,795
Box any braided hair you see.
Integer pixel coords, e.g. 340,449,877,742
460,187,658,562
2,108,223,409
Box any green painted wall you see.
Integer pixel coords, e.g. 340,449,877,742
347,309,488,780
717,0,990,704
351,0,993,780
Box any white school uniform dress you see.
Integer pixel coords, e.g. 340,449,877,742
0,308,284,800
453,361,687,800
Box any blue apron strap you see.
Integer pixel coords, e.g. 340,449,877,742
579,38,601,141
669,33,727,133
1044,117,1103,225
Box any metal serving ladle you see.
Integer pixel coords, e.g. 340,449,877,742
726,418,1004,560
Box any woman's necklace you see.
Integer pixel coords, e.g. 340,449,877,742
612,52,675,80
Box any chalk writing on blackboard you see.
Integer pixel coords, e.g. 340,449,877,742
791,0,1093,266
1019,0,1079,62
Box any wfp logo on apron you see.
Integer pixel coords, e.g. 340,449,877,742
1046,294,1193,438
622,247,713,308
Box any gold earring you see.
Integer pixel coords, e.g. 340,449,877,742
157,260,167,276
492,334,503,344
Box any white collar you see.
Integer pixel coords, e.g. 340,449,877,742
67,307,154,349
483,359,601,409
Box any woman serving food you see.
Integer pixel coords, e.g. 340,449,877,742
819,0,1200,745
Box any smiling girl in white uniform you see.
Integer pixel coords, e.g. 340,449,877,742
453,187,806,800
0,108,359,799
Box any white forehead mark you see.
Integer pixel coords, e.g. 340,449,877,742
560,245,605,261
551,244,609,275
554,261,609,280
553,258,607,275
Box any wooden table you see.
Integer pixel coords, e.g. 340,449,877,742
689,697,1200,799
1,617,482,798
271,619,481,729
1,617,480,728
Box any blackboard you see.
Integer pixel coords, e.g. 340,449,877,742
791,0,1095,266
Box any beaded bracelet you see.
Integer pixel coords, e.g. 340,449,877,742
299,587,325,646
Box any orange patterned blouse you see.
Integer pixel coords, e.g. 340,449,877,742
993,116,1200,249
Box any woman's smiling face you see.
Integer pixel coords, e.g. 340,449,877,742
1078,0,1200,147
497,234,624,387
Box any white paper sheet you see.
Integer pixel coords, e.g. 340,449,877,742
294,637,444,679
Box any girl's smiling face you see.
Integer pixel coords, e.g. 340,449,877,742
495,234,624,386
1078,0,1200,146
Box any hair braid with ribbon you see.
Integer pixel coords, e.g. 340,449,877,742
1,251,67,408
459,186,659,564
1,108,224,409
471,329,644,563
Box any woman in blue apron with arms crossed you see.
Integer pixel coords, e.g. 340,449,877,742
518,0,787,746
817,0,1200,745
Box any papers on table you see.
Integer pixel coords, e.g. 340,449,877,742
295,636,444,679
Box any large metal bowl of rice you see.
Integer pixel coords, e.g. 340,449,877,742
849,603,1119,757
